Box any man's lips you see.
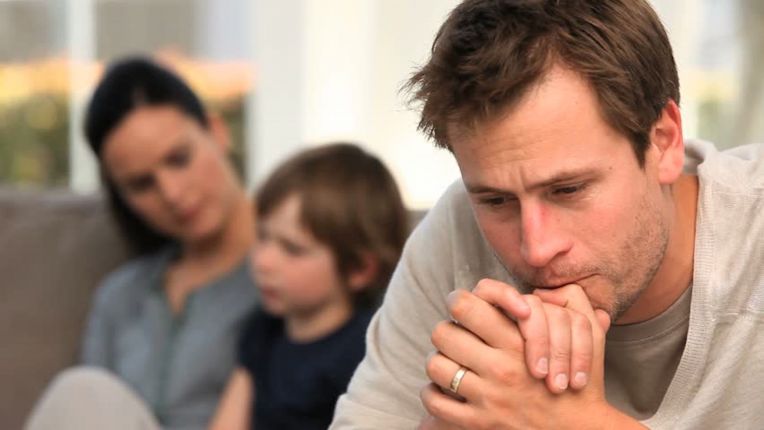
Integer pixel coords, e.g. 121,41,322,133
528,275,594,290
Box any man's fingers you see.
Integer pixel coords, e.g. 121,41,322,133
533,284,593,316
470,278,531,320
533,285,606,341
541,303,572,393
430,319,515,378
466,281,569,382
534,284,610,389
420,383,473,430
516,295,551,379
568,309,594,390
594,309,612,332
424,351,477,400
446,288,524,349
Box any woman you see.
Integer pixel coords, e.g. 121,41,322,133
27,57,257,430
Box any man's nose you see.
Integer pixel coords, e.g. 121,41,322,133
519,203,572,268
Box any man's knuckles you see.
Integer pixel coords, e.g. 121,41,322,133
447,289,483,323
431,320,456,349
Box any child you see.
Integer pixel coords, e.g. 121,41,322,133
209,143,408,430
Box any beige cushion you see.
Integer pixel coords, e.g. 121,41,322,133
0,188,130,429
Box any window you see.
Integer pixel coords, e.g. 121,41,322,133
0,0,254,189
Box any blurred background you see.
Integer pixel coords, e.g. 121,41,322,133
0,0,763,209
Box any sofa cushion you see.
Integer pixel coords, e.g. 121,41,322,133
0,188,130,429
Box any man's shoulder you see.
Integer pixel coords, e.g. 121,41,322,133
415,180,481,240
685,140,764,190
688,140,764,311
406,180,512,289
406,181,474,256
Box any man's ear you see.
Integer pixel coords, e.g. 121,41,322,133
208,113,232,153
650,99,684,185
347,253,380,292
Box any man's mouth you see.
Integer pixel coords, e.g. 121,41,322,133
528,274,595,290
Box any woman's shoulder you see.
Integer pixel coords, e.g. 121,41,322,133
92,248,173,308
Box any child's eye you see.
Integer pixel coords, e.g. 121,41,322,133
281,240,306,256
256,228,269,241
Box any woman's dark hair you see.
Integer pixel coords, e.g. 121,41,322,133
256,143,409,309
84,56,210,255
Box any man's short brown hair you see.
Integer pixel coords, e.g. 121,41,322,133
406,0,680,166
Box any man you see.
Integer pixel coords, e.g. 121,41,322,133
331,1,764,429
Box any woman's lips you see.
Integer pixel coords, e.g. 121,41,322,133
177,204,201,224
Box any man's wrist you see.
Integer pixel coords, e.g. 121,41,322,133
593,402,647,430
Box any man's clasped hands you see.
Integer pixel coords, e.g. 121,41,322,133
419,279,644,430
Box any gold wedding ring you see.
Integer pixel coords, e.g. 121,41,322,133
449,366,468,394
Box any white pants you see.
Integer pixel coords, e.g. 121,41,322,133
25,366,161,430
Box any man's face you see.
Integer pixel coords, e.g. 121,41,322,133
451,66,671,321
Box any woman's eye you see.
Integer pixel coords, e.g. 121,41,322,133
125,175,154,193
166,146,191,168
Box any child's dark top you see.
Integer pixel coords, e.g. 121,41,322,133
238,307,374,430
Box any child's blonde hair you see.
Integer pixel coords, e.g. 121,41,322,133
255,143,408,307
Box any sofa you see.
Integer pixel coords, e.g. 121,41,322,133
0,187,131,429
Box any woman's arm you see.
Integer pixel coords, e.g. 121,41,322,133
80,283,115,367
208,367,253,430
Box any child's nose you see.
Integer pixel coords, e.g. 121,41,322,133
252,243,278,273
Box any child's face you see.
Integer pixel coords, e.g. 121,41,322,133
252,194,349,317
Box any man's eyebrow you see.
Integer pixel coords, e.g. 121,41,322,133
464,168,600,194
530,168,600,190
464,183,513,195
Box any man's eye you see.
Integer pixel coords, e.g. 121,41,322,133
553,184,585,196
479,196,513,207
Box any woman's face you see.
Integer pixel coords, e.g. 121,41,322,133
102,105,241,245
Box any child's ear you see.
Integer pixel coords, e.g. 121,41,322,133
347,253,380,292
